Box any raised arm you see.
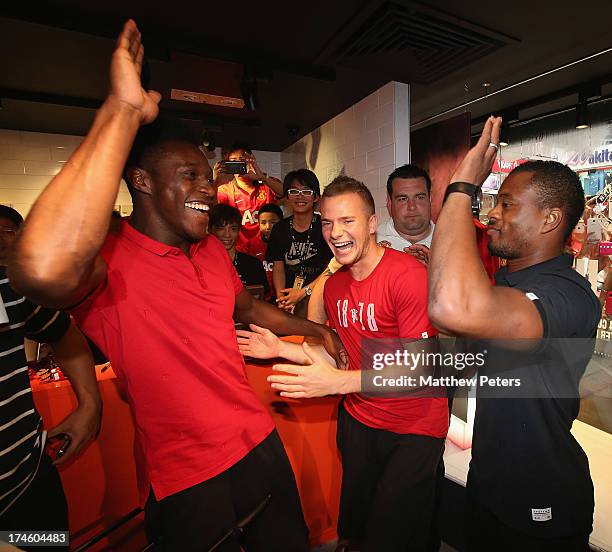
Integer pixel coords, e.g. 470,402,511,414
428,117,543,339
9,20,160,308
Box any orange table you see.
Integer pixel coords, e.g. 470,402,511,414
33,346,342,550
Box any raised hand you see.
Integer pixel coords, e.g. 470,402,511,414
451,116,502,187
108,19,161,125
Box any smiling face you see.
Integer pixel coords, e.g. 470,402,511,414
132,140,215,245
321,192,377,267
286,180,317,216
386,177,431,238
486,171,544,259
211,220,241,251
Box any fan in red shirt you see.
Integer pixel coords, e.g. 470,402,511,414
237,176,449,552
216,144,283,253
244,203,284,299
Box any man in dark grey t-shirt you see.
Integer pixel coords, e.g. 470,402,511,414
428,118,601,552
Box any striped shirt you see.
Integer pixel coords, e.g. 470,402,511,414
0,266,70,517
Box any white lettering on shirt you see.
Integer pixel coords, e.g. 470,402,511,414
242,210,259,225
336,299,378,332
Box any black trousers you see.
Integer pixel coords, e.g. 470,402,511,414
336,402,445,552
145,430,309,552
464,491,591,552
0,454,69,552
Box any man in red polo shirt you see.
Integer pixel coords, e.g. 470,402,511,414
9,21,345,552
216,145,282,253
238,177,449,551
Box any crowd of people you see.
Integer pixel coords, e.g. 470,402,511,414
0,19,603,552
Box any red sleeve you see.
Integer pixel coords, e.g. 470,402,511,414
212,236,244,296
70,276,110,350
231,264,243,295
392,256,437,338
217,186,230,205
266,185,281,202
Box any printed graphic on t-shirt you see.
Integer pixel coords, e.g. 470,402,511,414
242,209,259,226
285,240,319,266
335,299,379,332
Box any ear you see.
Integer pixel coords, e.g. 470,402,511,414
386,194,392,217
541,207,563,235
127,167,153,196
369,212,378,235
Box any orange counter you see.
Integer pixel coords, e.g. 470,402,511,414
33,348,342,550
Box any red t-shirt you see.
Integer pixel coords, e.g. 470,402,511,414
71,221,274,504
217,181,280,252
324,248,448,437
474,219,500,283
244,237,275,297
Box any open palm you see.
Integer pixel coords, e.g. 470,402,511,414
109,20,160,125
236,324,280,359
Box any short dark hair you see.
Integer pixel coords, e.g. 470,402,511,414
259,203,283,220
123,119,200,195
322,176,375,216
227,142,252,156
386,164,431,197
0,205,24,228
283,169,321,197
208,204,242,229
511,161,584,240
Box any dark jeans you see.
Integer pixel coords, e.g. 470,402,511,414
464,491,591,552
0,454,68,552
336,402,445,552
145,430,309,552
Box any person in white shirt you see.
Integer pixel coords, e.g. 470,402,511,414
377,164,434,266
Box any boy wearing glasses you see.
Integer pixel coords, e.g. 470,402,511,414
266,170,333,317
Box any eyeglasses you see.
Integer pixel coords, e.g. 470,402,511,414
287,189,315,197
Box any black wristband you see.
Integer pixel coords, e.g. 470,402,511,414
444,182,479,202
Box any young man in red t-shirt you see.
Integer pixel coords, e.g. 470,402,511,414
238,176,449,551
216,145,282,252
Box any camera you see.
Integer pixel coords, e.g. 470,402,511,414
223,161,247,175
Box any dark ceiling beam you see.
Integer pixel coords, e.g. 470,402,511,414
0,88,261,128
0,8,336,82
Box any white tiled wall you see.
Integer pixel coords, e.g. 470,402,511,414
0,129,282,218
0,129,134,218
282,82,410,223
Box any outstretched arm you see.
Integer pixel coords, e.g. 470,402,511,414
9,20,160,308
234,288,348,368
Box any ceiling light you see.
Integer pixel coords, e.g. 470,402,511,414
575,100,589,129
200,130,216,152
